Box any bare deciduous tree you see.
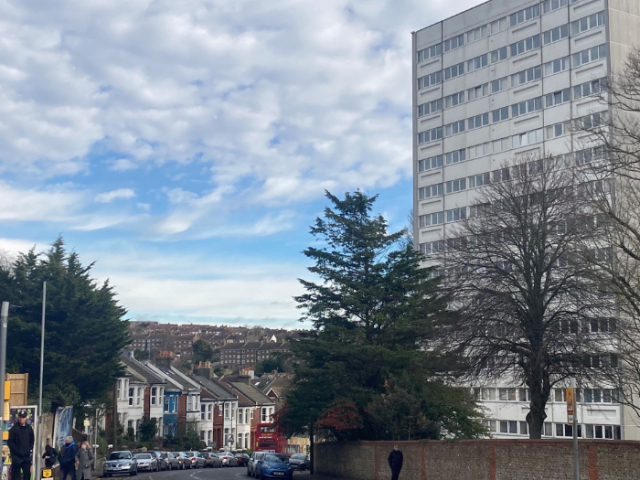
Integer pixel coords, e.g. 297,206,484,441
573,49,640,412
436,157,615,439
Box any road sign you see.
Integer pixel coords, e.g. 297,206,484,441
41,468,53,478
566,387,575,425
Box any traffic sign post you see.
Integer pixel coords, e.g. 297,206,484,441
566,380,579,480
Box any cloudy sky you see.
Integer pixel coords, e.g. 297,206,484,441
0,0,484,327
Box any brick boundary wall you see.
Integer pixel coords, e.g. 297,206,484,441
314,439,640,480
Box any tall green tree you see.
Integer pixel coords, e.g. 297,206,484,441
192,338,214,364
255,353,288,375
0,238,130,410
276,191,482,443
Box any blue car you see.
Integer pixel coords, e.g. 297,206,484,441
254,453,293,479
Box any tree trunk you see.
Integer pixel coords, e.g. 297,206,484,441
527,368,550,439
309,423,315,475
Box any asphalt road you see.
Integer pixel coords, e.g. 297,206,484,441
99,466,313,480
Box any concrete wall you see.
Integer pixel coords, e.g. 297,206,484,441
315,439,640,480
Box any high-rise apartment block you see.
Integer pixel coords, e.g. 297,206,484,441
412,0,640,440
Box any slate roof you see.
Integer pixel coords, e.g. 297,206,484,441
191,375,236,402
227,381,274,406
120,352,166,385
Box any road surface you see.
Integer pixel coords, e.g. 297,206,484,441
98,465,314,480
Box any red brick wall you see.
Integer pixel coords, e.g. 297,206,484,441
315,440,640,480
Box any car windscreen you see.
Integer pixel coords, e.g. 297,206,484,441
109,453,131,460
265,455,288,463
291,454,306,459
134,454,152,459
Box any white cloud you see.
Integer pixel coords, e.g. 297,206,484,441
94,188,135,203
0,0,484,207
110,158,138,172
0,182,83,221
87,244,309,325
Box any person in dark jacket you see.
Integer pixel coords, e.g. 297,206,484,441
8,410,34,480
42,444,58,469
388,445,403,480
59,437,78,480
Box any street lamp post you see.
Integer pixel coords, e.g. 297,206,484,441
0,302,8,476
34,282,47,479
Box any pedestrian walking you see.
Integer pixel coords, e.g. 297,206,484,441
59,437,78,480
388,445,403,480
8,410,34,480
75,442,93,480
42,444,58,469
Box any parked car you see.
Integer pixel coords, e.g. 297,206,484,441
218,451,238,467
134,453,159,472
162,452,181,470
288,454,310,471
149,451,167,471
177,452,191,469
202,451,222,468
103,451,138,477
247,452,265,477
253,453,293,479
186,451,206,468
235,453,250,467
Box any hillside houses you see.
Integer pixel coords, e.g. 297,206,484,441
128,322,303,370
112,354,281,449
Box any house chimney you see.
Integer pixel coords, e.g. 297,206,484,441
155,352,173,368
237,375,252,385
193,361,214,380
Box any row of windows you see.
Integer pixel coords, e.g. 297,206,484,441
420,213,614,257
419,207,467,227
484,420,621,440
421,66,604,128
419,122,606,177
416,0,586,63
417,149,466,172
559,317,617,335
420,103,547,143
418,183,443,200
419,32,606,99
554,387,620,403
423,68,603,121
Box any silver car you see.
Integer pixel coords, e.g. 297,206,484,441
103,451,138,477
218,451,238,467
201,451,222,468
134,453,159,472
149,451,167,471
186,451,206,468
177,452,191,469
163,452,181,470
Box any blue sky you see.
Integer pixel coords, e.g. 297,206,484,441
0,0,484,327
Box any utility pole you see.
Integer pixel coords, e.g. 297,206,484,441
35,282,47,479
0,302,8,477
113,382,118,448
94,406,99,470
572,378,579,480
567,379,579,480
